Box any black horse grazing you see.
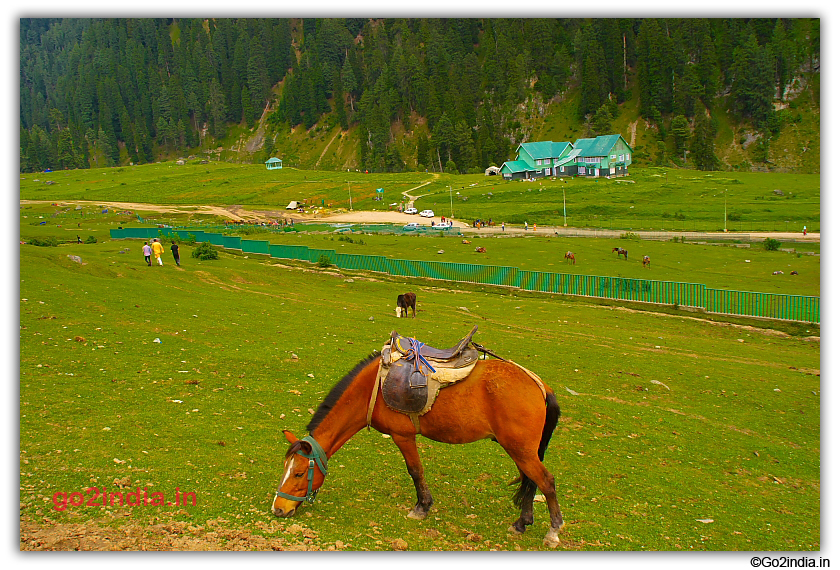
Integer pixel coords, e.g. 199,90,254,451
612,247,628,260
397,292,417,318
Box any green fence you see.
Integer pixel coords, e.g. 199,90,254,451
110,228,820,324
705,288,820,323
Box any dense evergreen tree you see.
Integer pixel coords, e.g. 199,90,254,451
691,113,720,171
671,114,690,158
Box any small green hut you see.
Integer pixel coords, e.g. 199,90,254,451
265,157,283,170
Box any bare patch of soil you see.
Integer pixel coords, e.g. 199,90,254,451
20,516,328,551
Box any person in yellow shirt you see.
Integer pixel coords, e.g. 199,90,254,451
151,238,165,266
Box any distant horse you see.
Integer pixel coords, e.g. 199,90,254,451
462,239,471,244
642,255,650,268
564,251,576,265
396,292,417,318
475,246,487,253
773,271,784,275
612,247,628,260
271,351,565,547
790,271,799,275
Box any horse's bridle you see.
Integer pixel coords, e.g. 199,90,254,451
275,435,329,504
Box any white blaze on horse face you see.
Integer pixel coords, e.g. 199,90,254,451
280,455,295,488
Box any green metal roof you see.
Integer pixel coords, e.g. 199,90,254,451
555,148,581,166
518,141,572,160
265,157,282,163
500,160,534,174
572,134,630,157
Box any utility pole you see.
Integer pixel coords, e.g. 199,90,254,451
724,189,727,232
563,187,567,226
347,181,353,211
449,185,454,219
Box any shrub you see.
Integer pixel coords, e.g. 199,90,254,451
191,241,219,260
620,232,641,240
85,235,97,244
763,238,782,251
29,236,59,247
185,233,197,245
316,254,332,268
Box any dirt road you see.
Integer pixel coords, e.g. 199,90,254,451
21,199,819,243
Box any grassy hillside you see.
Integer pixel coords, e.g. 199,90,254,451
20,231,820,551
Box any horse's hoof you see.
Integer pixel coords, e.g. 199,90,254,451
407,509,428,521
507,525,523,536
543,532,560,548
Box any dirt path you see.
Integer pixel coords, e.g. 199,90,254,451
21,199,254,222
20,198,820,242
314,130,341,169
401,172,440,206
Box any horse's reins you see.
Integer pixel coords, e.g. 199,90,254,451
402,337,437,376
275,434,328,504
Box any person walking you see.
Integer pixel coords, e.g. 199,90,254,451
151,238,164,266
803,225,807,236
142,242,152,266
170,242,181,266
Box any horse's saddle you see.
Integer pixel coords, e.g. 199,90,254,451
373,325,479,431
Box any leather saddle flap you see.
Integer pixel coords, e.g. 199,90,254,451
382,360,436,415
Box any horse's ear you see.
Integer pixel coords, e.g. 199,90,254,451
283,430,299,445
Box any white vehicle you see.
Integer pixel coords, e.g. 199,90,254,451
419,209,435,218
403,222,420,230
405,207,418,215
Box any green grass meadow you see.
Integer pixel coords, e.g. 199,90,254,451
21,200,820,299
246,231,821,298
20,226,820,550
20,162,820,232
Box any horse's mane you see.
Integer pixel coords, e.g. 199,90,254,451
306,351,381,432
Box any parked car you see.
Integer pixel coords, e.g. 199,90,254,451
403,222,420,230
420,209,435,218
405,207,418,215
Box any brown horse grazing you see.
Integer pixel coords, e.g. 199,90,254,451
396,292,417,318
564,251,576,265
642,255,650,268
272,354,565,547
612,247,628,260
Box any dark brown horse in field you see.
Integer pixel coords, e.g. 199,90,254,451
612,247,628,260
564,251,576,265
642,255,650,268
272,353,565,547
397,292,417,318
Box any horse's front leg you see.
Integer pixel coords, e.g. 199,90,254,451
390,433,433,520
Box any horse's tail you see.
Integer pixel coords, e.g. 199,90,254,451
513,391,561,508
